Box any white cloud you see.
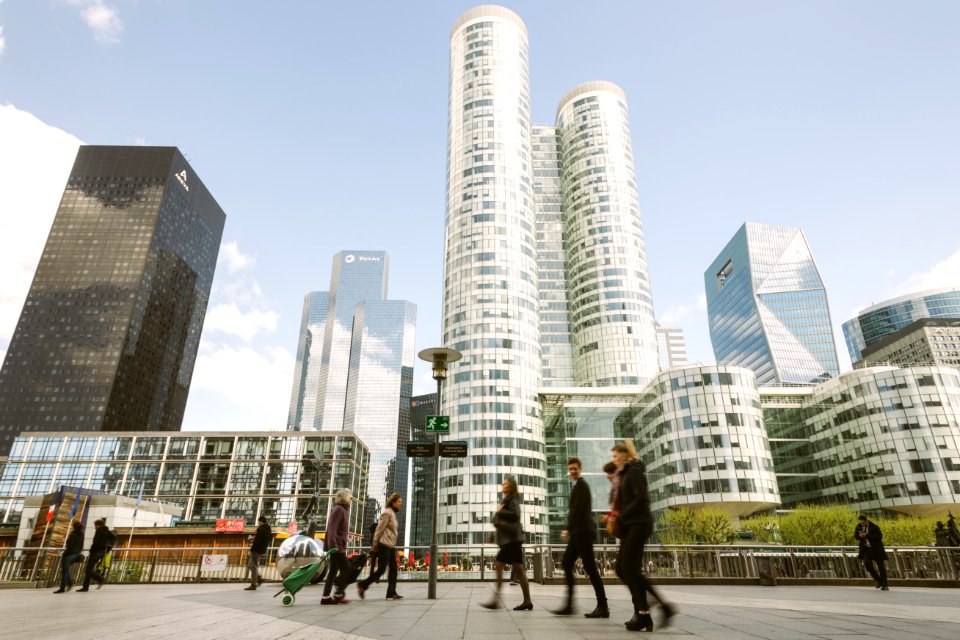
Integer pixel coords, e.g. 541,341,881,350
65,0,124,45
0,25,6,56
203,303,278,341
659,293,707,326
219,240,255,273
186,342,295,427
0,104,83,351
894,245,960,296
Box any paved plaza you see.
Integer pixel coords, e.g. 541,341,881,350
2,581,958,640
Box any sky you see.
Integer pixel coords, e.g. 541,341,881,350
1,0,958,432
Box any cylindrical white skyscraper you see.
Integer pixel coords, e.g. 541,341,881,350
441,6,547,544
556,82,659,386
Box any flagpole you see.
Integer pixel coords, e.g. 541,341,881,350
121,484,142,582
30,498,57,582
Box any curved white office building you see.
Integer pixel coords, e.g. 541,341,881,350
627,365,781,517
804,366,960,516
442,6,547,544
556,82,659,387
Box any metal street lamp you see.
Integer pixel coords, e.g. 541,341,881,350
417,346,462,600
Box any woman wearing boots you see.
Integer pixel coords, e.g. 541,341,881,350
481,476,532,611
612,441,675,632
357,492,403,600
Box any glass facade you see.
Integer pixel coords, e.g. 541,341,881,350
287,292,329,429
799,366,960,516
843,288,960,362
314,251,389,431
656,322,689,370
706,222,840,385
0,146,226,456
533,126,574,387
343,299,416,540
285,251,415,544
859,318,960,368
0,431,370,534
556,82,659,387
408,393,437,547
443,7,548,545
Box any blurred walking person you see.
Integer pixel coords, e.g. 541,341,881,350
77,519,110,591
244,516,272,591
480,477,532,611
321,489,353,605
856,514,889,590
611,441,675,632
357,493,403,600
553,458,607,618
54,521,85,593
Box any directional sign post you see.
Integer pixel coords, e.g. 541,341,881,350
439,441,468,458
425,415,449,434
405,441,436,458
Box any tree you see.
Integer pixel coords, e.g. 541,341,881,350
739,513,780,543
657,507,699,544
657,507,737,544
778,505,857,546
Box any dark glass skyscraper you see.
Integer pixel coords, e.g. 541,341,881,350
705,222,839,385
0,146,225,455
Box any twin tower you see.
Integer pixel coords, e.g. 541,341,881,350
439,7,660,544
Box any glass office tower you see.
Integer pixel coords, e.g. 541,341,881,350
556,82,660,387
656,322,689,370
285,251,415,543
287,292,329,430
314,251,389,431
0,146,225,456
843,287,960,362
706,222,840,385
442,6,547,545
343,299,416,537
533,125,574,387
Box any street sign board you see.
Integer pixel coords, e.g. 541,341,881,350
439,441,468,458
406,441,436,457
425,415,449,434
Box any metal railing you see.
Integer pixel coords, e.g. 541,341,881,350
1,543,958,588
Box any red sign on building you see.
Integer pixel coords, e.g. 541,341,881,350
214,519,246,533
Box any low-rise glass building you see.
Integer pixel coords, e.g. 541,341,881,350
0,431,370,536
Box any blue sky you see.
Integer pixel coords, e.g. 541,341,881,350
1,1,958,430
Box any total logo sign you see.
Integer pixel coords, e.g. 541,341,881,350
344,254,381,263
174,169,190,192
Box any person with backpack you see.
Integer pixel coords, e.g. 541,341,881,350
78,519,112,591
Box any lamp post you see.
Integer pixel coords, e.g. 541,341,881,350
417,347,462,600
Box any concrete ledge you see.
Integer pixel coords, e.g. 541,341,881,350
0,581,41,589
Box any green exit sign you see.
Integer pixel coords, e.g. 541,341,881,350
425,415,449,433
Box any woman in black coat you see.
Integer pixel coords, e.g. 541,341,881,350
54,521,85,593
612,441,674,632
481,476,532,611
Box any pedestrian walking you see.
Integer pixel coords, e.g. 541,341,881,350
611,441,675,632
244,515,272,591
54,521,85,593
855,514,889,590
480,476,533,611
357,493,403,600
321,489,352,605
553,457,608,618
77,519,111,591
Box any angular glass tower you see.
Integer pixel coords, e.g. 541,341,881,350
842,287,960,362
0,146,225,456
285,251,415,542
287,292,329,430
705,222,840,385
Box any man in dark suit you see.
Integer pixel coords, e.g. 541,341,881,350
855,515,888,590
553,458,608,618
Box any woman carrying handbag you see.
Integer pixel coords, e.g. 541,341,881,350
480,476,533,611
